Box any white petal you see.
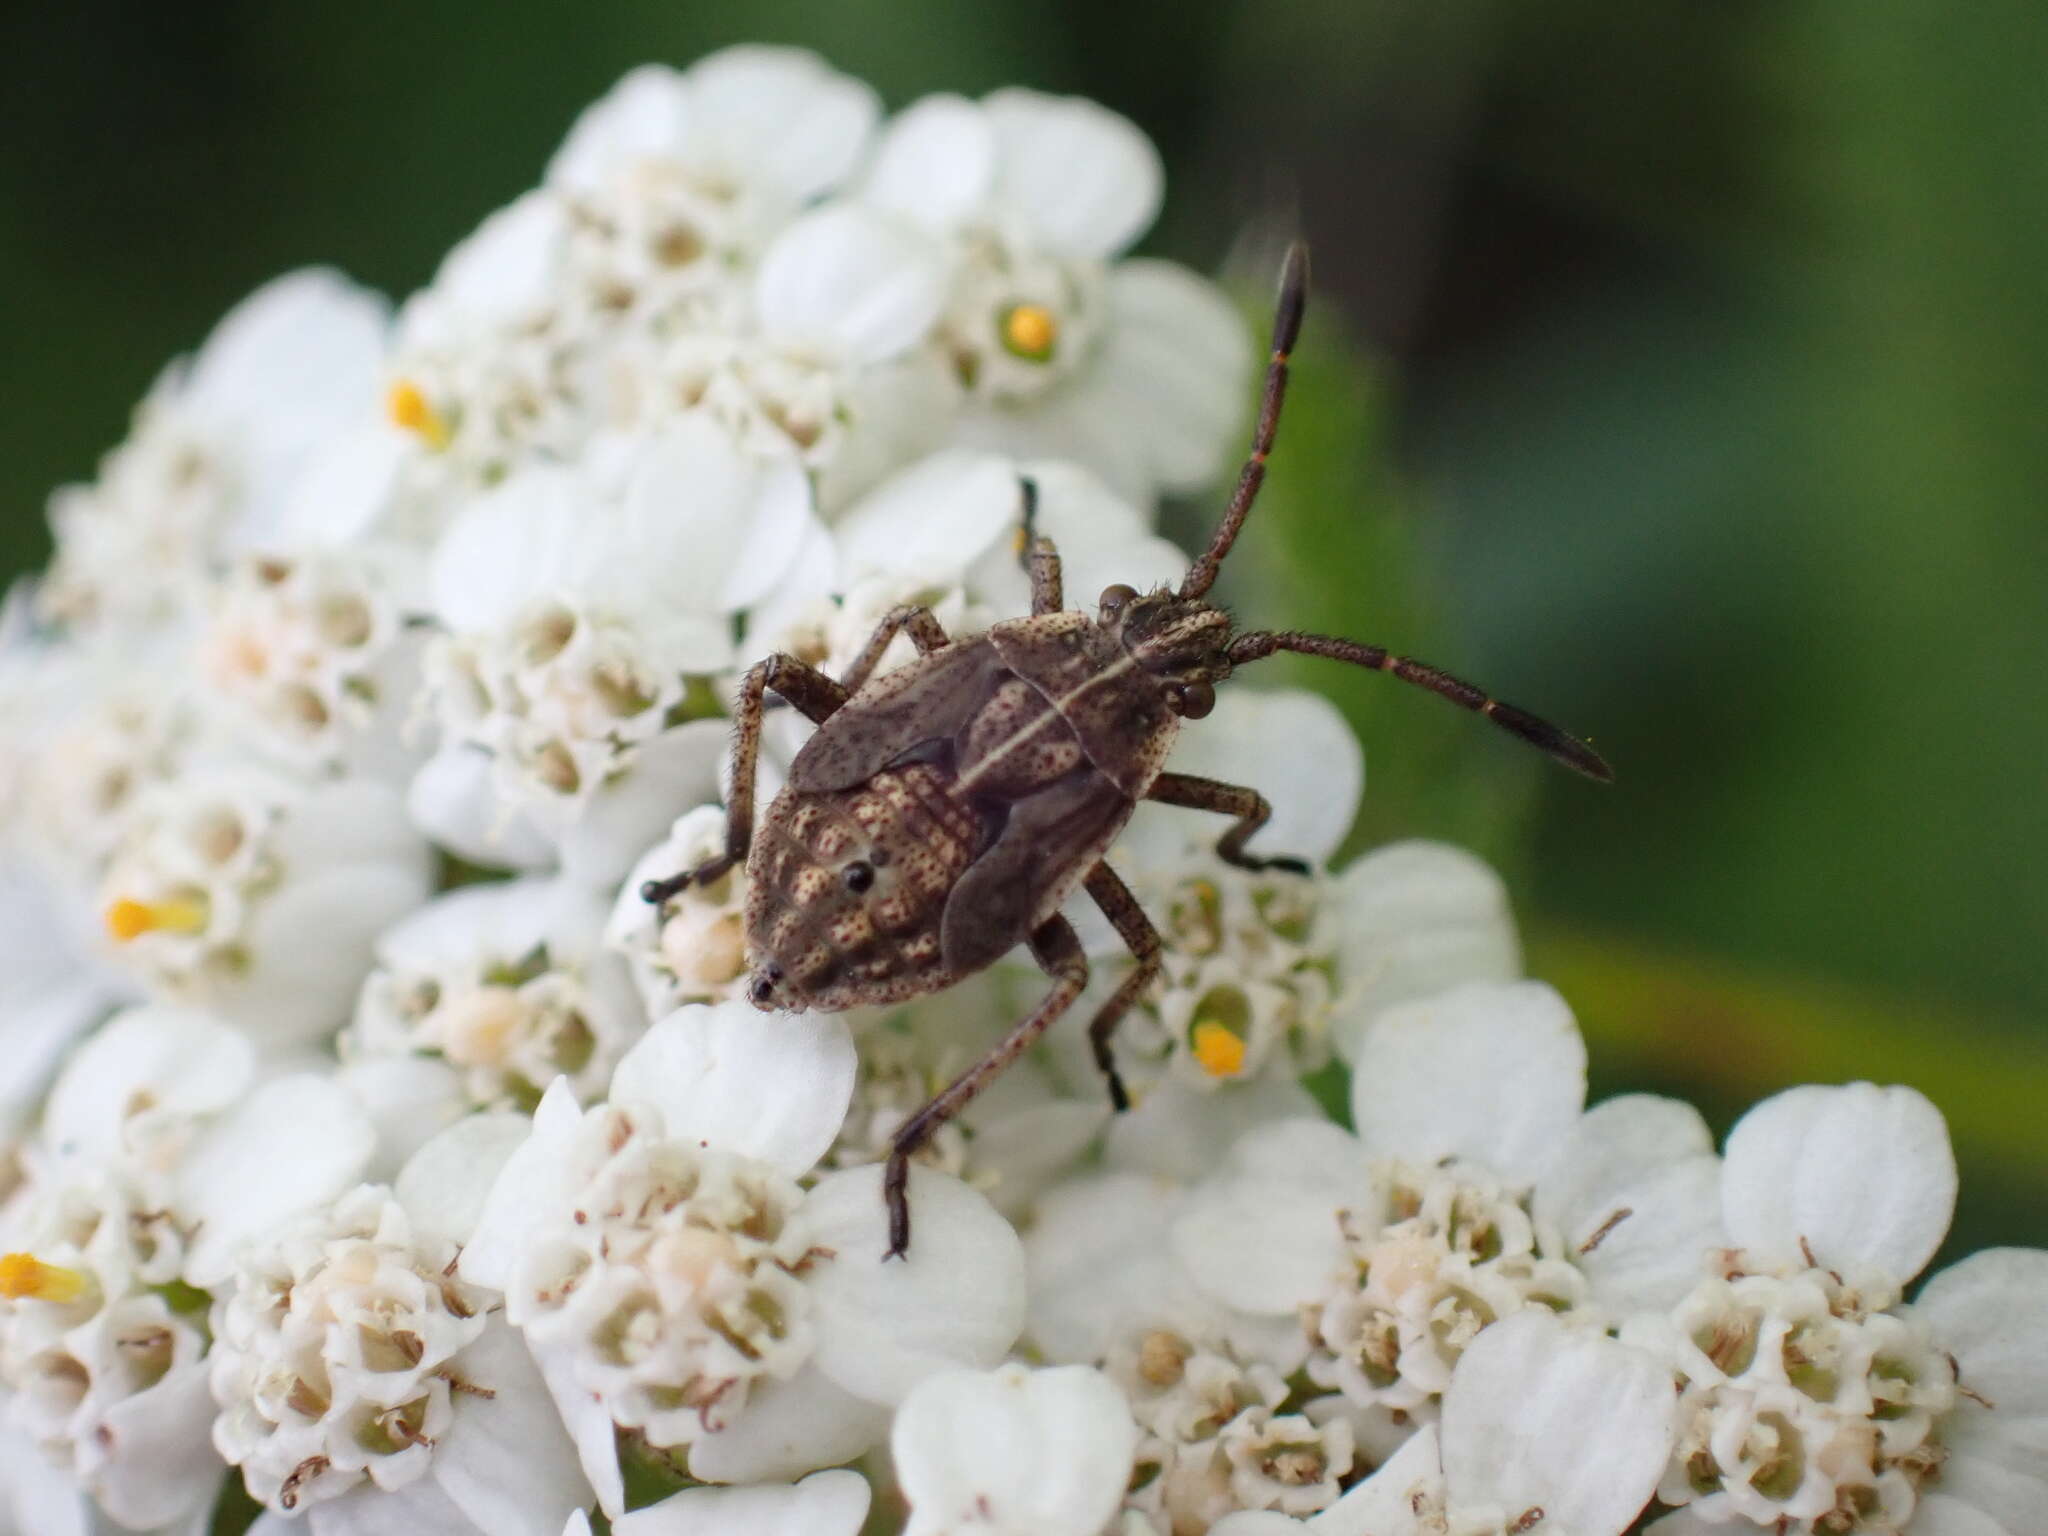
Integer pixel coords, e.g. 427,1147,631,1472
1912,1248,2048,1529
176,1072,376,1284
608,1001,855,1178
1440,1309,1675,1536
1536,1094,1724,1315
801,1164,1026,1404
618,415,818,616
1152,687,1363,866
88,1360,221,1529
983,89,1162,258
312,1484,477,1536
556,719,731,890
1719,1081,1956,1279
618,1469,871,1536
339,1053,467,1181
43,1003,254,1173
1025,1173,1203,1362
407,747,558,874
536,1340,626,1519
0,1426,93,1536
893,1364,1136,1536
1172,1175,1348,1316
862,94,996,231
962,1096,1110,1217
431,464,587,633
833,449,1022,589
1091,260,1252,494
684,46,880,202
1102,1064,1323,1182
458,1078,584,1292
1328,841,1521,1064
418,191,568,336
1350,981,1586,1182
187,267,388,448
1906,1493,2024,1536
1211,1517,1311,1536
1308,1425,1442,1536
757,205,945,363
547,64,691,196
685,1362,891,1485
433,1321,592,1536
396,1110,535,1249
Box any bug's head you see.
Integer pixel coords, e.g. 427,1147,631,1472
745,961,802,1014
1100,583,1233,719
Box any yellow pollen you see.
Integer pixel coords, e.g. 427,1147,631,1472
0,1253,90,1304
999,303,1059,362
105,894,210,943
386,380,452,450
1191,1020,1248,1078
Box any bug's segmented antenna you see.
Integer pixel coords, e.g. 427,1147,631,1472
1228,629,1615,782
1180,241,1310,601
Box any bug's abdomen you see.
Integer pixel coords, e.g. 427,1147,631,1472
744,762,988,1011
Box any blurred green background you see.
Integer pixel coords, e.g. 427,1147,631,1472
5,1,2042,1259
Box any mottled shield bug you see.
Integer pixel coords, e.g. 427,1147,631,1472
643,244,1610,1257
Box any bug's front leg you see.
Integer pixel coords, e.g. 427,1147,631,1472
1145,771,1311,876
1078,863,1161,1111
1013,476,1065,616
835,604,950,696
639,655,846,906
883,915,1088,1259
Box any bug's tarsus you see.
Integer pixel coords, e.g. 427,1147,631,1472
1227,630,1614,782
639,871,695,906
883,913,1089,1259
1179,240,1310,602
1146,771,1311,873
1080,863,1163,1110
1015,477,1065,615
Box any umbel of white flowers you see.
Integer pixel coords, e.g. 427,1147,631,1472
0,42,2041,1536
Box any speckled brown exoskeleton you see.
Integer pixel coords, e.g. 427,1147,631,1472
641,244,1611,1258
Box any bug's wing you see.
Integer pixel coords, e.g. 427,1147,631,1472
940,770,1135,975
789,638,1007,793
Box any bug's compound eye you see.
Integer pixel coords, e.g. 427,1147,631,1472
842,860,875,893
1173,682,1217,720
1098,583,1138,619
748,964,784,1009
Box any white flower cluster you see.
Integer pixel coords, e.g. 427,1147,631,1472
0,43,2039,1536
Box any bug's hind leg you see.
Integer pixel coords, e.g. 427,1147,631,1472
883,914,1088,1259
1015,477,1065,616
639,654,846,906
836,604,951,696
1146,770,1312,876
1078,863,1161,1112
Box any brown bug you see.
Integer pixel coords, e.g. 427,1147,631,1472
642,244,1610,1258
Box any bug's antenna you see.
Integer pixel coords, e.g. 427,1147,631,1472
1227,629,1614,781
1179,241,1310,601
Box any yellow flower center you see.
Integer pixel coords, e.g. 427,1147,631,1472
105,893,211,943
386,379,452,450
999,303,1059,363
0,1253,91,1304
1191,1019,1248,1078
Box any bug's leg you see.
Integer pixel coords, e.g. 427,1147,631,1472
1145,770,1311,876
639,655,845,905
884,915,1088,1259
835,605,952,696
1014,477,1064,615
1078,863,1160,1112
